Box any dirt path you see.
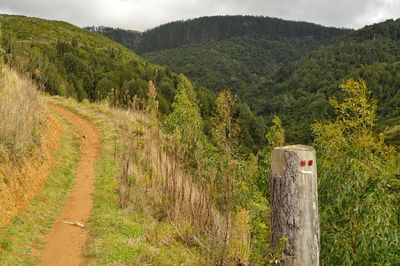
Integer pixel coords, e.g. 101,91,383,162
38,105,100,266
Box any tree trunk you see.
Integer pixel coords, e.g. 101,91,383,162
270,145,320,266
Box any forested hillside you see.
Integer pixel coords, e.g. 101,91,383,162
249,18,400,142
0,15,272,152
1,13,399,266
143,35,326,95
0,15,177,112
84,26,143,52
90,16,352,143
98,17,400,143
105,15,349,54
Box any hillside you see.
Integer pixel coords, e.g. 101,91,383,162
0,15,269,152
89,16,350,94
143,35,327,95
248,18,400,142
116,15,350,54
0,15,178,113
98,17,400,143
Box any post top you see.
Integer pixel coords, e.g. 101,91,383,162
273,144,315,152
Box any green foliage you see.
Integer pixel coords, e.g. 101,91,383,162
257,115,285,199
313,79,400,264
164,75,206,161
0,15,179,110
248,18,400,143
118,15,349,54
92,16,349,148
1,15,266,152
266,116,285,147
100,16,400,144
143,36,325,96
211,90,240,157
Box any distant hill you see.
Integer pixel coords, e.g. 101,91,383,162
89,15,350,97
84,26,143,52
248,18,400,142
143,35,327,95
1,15,269,152
92,16,400,144
0,15,179,113
90,16,351,142
90,15,350,54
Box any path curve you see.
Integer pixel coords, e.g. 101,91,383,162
38,104,100,266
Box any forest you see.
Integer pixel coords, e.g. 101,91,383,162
0,15,268,152
95,17,400,144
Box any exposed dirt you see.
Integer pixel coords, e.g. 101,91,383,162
38,105,100,266
0,113,62,229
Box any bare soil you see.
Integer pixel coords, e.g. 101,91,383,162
38,105,100,266
0,114,62,228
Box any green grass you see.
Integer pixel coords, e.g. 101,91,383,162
0,111,80,266
48,97,204,265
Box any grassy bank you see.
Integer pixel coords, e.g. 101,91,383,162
0,111,80,265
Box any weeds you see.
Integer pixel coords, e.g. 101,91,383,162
0,67,46,163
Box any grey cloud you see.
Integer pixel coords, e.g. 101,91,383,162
1,0,400,31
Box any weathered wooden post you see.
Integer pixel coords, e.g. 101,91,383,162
270,145,319,265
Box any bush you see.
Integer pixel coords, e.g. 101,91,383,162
313,79,400,264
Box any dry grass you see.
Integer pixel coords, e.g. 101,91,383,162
0,67,58,228
113,107,249,265
0,67,47,162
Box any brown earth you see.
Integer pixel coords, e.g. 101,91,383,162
38,105,100,266
0,112,62,228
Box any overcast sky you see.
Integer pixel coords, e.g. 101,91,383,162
1,0,400,31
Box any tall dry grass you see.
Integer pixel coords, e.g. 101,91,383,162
113,90,251,265
0,67,47,162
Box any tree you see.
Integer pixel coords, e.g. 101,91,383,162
313,79,400,265
164,75,205,167
257,115,285,199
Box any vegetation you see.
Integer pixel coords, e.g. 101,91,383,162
1,15,268,152
96,16,400,144
247,18,400,143
0,112,80,265
84,26,143,52
90,15,350,54
143,35,326,95
0,15,177,113
0,67,46,162
313,79,400,264
1,13,399,266
107,78,280,264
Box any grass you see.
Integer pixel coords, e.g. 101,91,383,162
48,97,204,265
0,67,46,162
0,111,80,265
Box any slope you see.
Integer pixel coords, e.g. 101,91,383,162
0,15,179,113
1,15,269,152
143,35,327,96
251,18,400,142
91,16,350,95
133,15,350,54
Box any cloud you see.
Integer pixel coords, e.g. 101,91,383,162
1,0,400,31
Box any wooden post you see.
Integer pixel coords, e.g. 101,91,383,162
270,145,319,265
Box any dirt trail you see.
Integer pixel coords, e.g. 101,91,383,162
38,105,100,266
